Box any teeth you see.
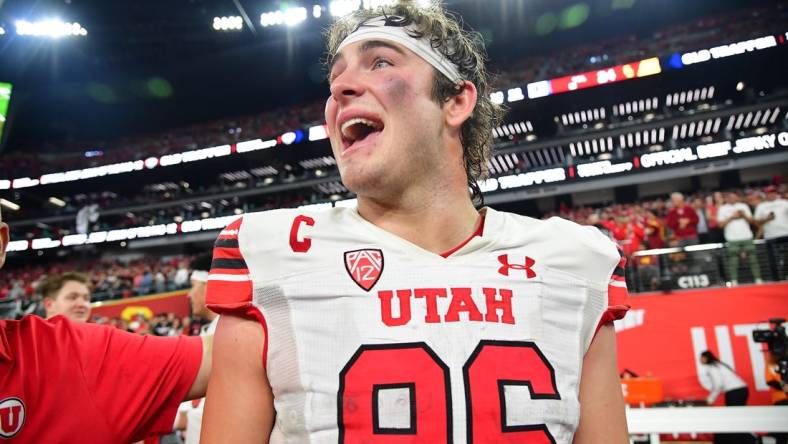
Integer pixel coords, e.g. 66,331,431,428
341,117,381,140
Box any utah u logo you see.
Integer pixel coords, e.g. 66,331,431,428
345,249,384,291
0,398,25,438
498,254,536,279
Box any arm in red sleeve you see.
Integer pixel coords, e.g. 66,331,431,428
71,322,203,443
688,207,699,225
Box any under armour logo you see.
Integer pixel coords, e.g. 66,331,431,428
498,254,536,279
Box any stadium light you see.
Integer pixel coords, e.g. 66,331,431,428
212,16,243,31
48,197,66,207
261,7,307,27
284,7,307,26
331,0,415,17
260,11,282,27
0,26,5,35
0,198,20,211
15,19,88,38
330,0,359,17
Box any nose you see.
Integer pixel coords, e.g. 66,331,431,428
329,67,364,104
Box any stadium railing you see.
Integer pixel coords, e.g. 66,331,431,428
627,405,788,443
628,238,787,293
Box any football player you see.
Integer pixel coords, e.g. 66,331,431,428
202,3,629,443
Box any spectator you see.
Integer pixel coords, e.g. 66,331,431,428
40,272,92,323
717,192,762,285
154,271,167,293
169,316,184,336
586,212,612,238
755,186,788,281
642,210,666,249
694,196,712,244
666,192,700,246
610,214,645,257
707,192,725,243
174,262,190,288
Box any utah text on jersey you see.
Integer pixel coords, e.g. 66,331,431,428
206,207,629,443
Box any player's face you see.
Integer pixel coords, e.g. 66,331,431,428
187,280,208,317
46,280,91,323
325,39,445,199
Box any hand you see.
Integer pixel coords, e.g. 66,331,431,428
679,218,689,229
767,212,776,221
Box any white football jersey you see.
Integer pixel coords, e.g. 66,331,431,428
207,206,628,444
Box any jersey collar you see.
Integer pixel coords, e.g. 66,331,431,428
345,206,501,261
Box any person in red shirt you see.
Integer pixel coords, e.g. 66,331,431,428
610,214,646,257
643,210,667,249
665,192,700,246
0,208,212,443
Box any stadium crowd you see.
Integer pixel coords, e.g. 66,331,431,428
550,184,787,257
2,183,786,309
93,312,209,337
0,2,784,181
0,256,193,316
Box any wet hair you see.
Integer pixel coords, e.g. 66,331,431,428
325,1,505,205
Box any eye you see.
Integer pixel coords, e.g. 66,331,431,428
372,58,392,70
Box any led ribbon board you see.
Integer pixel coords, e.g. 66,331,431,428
527,57,662,99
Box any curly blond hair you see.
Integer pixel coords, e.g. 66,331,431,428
325,1,505,204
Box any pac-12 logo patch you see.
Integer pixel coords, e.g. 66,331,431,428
0,397,25,439
344,249,384,291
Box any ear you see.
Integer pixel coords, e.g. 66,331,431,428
444,80,477,129
43,297,54,315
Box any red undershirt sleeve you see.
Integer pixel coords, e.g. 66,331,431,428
596,246,630,334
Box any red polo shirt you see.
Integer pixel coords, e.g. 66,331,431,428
0,315,201,443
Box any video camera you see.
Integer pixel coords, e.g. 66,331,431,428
753,318,788,385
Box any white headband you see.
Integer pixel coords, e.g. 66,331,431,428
336,16,463,84
191,270,209,283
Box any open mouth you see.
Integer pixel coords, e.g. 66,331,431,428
340,117,384,152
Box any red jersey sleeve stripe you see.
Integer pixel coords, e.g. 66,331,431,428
211,258,248,270
213,246,243,260
209,268,251,276
206,216,254,310
214,238,239,248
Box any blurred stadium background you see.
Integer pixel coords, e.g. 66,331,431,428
0,0,786,441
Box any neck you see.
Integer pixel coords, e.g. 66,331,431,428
356,177,480,255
